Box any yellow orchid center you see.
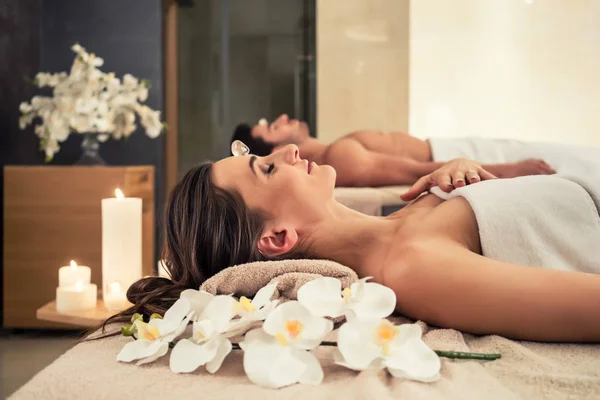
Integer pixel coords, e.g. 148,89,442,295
135,321,161,342
275,319,304,346
342,287,353,304
373,320,399,355
233,296,257,313
240,296,256,312
195,330,206,341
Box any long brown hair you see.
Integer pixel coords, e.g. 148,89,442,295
95,162,306,336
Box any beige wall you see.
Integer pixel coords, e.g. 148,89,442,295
410,0,600,146
316,0,410,144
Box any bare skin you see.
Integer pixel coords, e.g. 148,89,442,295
252,114,556,187
213,145,600,342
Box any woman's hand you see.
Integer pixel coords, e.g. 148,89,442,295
401,158,497,201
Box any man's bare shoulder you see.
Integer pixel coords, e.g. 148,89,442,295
322,137,368,165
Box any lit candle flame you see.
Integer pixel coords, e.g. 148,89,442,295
75,280,84,292
109,281,122,294
70,260,78,270
115,188,125,199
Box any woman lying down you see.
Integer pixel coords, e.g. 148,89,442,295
125,144,600,343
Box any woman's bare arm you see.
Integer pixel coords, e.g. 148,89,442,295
383,240,600,342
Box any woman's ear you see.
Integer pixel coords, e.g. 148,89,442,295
258,227,299,257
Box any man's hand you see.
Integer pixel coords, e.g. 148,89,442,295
492,159,556,178
401,158,497,201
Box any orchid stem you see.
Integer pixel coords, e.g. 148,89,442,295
229,341,500,360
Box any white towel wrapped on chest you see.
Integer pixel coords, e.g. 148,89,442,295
430,175,600,274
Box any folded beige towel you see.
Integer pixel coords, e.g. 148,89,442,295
199,259,359,302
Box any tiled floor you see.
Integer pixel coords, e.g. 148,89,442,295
0,329,79,398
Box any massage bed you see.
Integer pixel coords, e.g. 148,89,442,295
333,186,410,216
11,258,600,400
10,317,600,400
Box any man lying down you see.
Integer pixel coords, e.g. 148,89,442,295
231,114,600,192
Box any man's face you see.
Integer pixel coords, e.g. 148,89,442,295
251,114,310,146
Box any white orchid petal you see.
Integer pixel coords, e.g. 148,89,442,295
297,277,346,318
225,319,255,338
347,282,396,321
336,319,382,370
243,338,305,389
205,337,233,374
199,295,236,333
169,338,219,373
251,283,278,309
295,350,324,385
242,329,288,388
239,327,268,350
116,339,164,363
136,342,169,366
384,338,441,382
151,298,190,336
251,300,278,322
163,298,191,324
180,289,214,317
194,319,217,341
263,301,311,337
162,316,191,343
295,317,333,350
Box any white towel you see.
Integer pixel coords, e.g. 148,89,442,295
428,137,600,176
430,175,600,274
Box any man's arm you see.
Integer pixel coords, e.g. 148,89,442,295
324,139,446,187
323,139,556,186
383,239,600,342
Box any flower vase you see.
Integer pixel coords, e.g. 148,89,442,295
76,133,106,165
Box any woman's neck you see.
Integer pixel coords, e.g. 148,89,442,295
301,201,403,275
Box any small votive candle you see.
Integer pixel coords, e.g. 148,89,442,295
56,280,98,313
59,260,91,287
104,281,131,311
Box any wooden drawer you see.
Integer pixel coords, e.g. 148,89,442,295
3,166,155,328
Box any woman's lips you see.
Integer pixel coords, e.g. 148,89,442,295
308,161,316,174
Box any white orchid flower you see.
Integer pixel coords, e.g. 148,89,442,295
228,283,279,336
170,295,237,374
240,301,333,389
336,319,440,382
116,298,192,365
22,43,163,160
298,277,396,322
19,102,32,114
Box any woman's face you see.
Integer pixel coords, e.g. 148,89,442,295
212,144,337,232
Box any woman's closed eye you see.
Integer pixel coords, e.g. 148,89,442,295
264,163,275,176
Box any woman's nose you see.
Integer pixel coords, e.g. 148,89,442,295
277,144,299,164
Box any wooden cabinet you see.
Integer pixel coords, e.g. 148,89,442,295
3,166,155,328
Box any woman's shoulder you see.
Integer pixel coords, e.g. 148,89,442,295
378,238,471,287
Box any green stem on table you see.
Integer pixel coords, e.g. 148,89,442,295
230,341,500,361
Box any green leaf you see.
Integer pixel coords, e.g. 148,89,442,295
44,154,53,163
150,313,163,320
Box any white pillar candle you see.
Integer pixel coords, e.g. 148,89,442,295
58,260,91,287
56,281,98,312
104,281,131,311
102,188,142,305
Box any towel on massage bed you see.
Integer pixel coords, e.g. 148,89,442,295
11,259,600,400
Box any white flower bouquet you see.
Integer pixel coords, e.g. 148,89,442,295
116,277,501,389
19,43,163,162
